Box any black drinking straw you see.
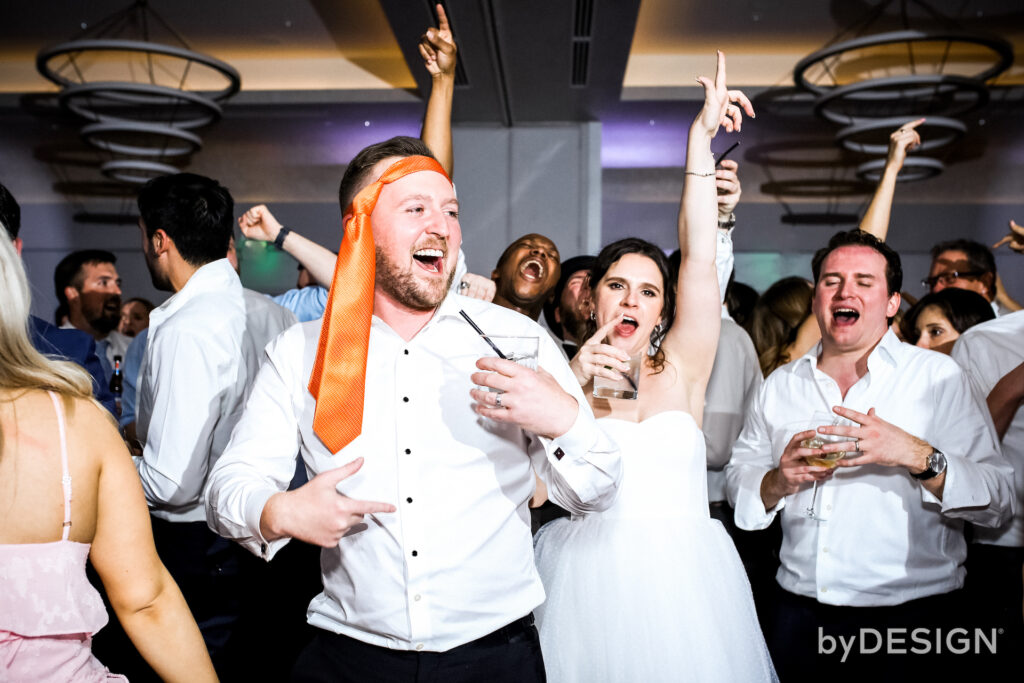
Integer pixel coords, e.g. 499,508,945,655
459,310,508,359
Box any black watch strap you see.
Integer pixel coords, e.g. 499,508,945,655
273,226,292,250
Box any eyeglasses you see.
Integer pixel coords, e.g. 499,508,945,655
921,270,984,289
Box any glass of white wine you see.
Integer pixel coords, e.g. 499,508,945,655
799,411,853,522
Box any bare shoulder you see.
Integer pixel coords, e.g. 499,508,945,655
64,396,129,463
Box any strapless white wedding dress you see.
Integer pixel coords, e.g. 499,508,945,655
534,411,777,682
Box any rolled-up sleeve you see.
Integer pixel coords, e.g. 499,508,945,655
920,363,1014,527
205,327,305,559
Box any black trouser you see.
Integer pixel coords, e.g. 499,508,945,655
766,584,1002,680
290,615,546,683
150,517,269,680
963,543,1024,643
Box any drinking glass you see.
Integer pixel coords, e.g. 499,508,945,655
799,411,853,522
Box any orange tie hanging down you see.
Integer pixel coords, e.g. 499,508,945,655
309,155,451,454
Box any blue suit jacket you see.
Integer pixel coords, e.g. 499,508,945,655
29,315,118,416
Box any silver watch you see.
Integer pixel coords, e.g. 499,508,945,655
911,449,946,481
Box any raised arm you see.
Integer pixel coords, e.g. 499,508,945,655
661,51,753,390
239,205,335,287
419,3,456,175
858,118,924,240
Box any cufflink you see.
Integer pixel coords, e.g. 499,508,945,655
554,447,564,461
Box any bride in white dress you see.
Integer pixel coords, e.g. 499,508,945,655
533,53,777,683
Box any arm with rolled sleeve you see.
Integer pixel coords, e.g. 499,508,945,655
920,361,1014,527
205,329,305,559
725,383,780,530
529,333,622,513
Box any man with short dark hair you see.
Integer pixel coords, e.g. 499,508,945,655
491,234,561,322
0,182,116,414
206,135,621,682
925,238,998,302
727,229,1013,679
54,249,131,380
134,172,273,674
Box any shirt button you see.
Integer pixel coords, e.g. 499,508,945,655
821,586,829,593
414,594,421,602
415,643,424,651
260,543,267,554
402,397,410,403
404,349,409,355
406,497,413,503
826,505,832,511
822,547,829,554
411,550,418,557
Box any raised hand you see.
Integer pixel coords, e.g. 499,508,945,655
239,204,283,243
716,159,741,219
993,219,1024,254
695,51,754,138
457,272,496,301
470,359,580,439
887,118,925,170
568,316,633,387
419,3,456,78
262,457,396,548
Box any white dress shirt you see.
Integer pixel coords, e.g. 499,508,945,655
205,293,622,652
136,259,254,522
703,316,762,503
952,310,1024,547
726,330,1013,606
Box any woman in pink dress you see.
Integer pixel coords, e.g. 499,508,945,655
0,225,217,681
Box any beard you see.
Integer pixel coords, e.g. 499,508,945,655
375,245,455,311
81,293,121,334
560,305,587,344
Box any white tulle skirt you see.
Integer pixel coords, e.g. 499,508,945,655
534,514,778,683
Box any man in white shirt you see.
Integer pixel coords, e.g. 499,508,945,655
134,172,279,676
726,229,1014,679
951,309,1024,644
53,249,132,381
205,136,622,682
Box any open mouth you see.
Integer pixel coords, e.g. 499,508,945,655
519,259,545,283
413,248,445,273
614,315,639,336
832,307,860,326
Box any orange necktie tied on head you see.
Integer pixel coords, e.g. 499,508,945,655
309,155,451,454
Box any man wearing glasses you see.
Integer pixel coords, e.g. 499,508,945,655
922,239,1019,316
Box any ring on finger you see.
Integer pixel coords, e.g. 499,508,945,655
494,392,503,408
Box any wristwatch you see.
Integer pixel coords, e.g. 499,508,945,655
911,449,947,480
717,212,736,230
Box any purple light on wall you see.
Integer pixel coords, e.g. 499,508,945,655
599,102,702,169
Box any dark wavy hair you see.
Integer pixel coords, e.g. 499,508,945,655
581,238,675,374
900,288,995,343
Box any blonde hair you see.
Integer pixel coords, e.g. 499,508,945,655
0,222,92,420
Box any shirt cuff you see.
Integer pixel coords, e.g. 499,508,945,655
244,488,292,561
536,408,606,504
733,467,782,530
